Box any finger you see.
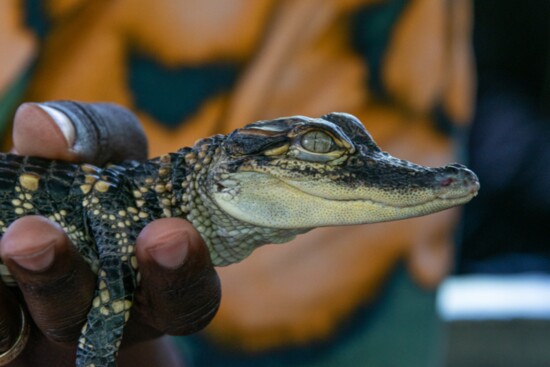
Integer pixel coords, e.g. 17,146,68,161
13,101,148,165
0,216,96,344
130,218,220,339
11,102,76,161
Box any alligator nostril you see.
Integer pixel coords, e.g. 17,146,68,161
440,177,455,187
437,165,480,195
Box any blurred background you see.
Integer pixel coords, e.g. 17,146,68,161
0,0,548,366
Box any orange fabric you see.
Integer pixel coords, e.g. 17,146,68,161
0,0,36,97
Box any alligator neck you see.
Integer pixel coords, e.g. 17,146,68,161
150,136,307,266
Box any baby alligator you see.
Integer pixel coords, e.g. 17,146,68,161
0,111,479,366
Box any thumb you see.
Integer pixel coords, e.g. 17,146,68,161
13,101,148,165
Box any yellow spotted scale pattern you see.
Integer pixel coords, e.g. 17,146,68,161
0,136,245,367
0,112,479,367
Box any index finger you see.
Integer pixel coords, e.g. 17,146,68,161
12,101,148,165
125,218,220,345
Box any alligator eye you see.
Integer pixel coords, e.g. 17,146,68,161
301,131,334,153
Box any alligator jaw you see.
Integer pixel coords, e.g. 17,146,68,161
212,167,479,229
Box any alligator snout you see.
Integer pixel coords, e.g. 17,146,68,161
436,163,480,198
436,163,479,198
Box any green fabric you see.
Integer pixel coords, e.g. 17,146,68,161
0,68,33,137
176,265,443,367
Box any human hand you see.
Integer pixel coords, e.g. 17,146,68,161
0,101,220,367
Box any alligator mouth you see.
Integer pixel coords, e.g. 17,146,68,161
213,170,480,229
279,176,480,210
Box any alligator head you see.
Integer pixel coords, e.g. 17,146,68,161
207,112,479,230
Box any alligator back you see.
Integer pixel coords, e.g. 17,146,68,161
0,154,97,283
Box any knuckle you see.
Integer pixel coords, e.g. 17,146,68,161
140,268,221,335
164,295,221,335
42,323,82,344
162,266,219,303
34,301,89,344
168,271,221,334
18,267,92,343
18,266,78,298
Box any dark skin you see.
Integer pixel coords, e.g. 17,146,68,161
0,103,221,367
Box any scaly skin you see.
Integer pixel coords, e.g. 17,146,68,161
0,112,479,366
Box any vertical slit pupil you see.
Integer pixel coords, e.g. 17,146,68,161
302,131,333,153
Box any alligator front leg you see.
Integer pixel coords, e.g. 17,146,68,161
76,254,137,367
76,182,144,367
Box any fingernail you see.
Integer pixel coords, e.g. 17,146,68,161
147,232,189,269
36,104,76,148
11,243,56,272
